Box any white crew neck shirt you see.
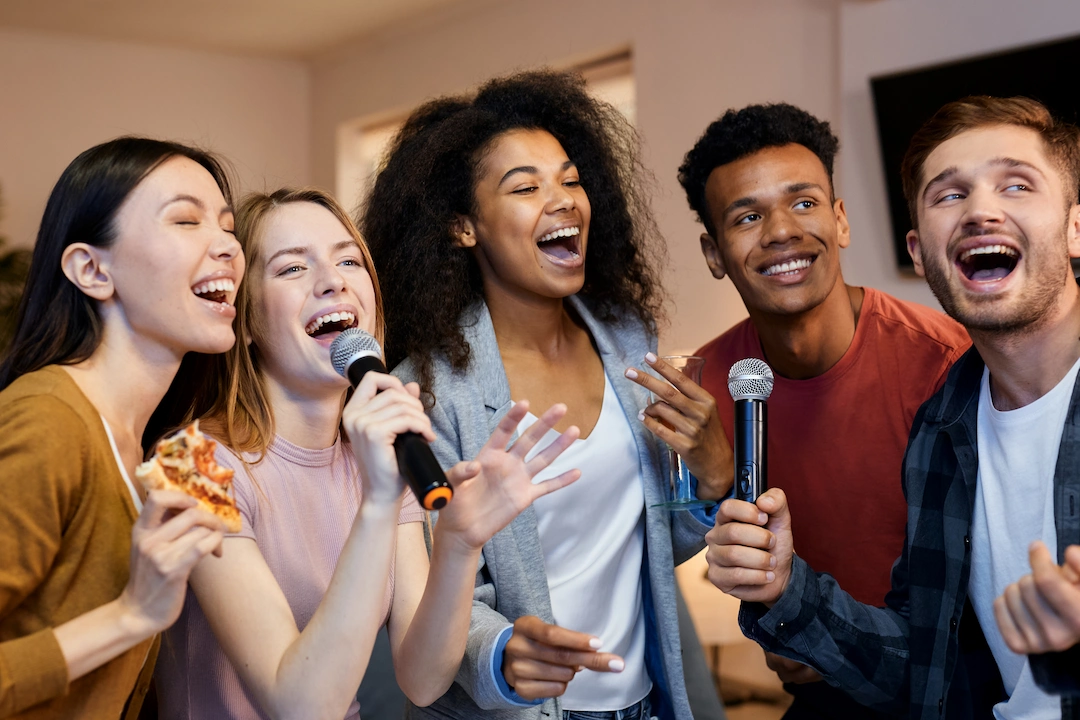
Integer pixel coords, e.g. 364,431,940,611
969,355,1080,720
516,373,652,711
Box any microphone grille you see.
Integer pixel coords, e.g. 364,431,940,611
330,328,382,378
728,358,775,401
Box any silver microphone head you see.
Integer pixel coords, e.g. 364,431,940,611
330,328,383,378
728,358,775,401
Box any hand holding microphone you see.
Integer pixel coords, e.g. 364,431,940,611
706,357,793,605
331,328,453,510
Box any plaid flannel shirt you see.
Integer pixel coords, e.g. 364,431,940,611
739,346,1080,719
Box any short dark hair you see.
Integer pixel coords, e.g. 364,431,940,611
901,96,1080,228
678,103,840,236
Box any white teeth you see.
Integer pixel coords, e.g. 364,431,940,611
761,258,813,276
538,226,581,244
959,244,1019,262
305,311,356,335
193,278,235,297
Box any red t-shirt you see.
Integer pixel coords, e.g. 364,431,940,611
696,288,971,606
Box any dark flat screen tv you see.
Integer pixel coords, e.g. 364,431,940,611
870,35,1080,271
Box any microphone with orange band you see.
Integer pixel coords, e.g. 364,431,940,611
330,328,453,510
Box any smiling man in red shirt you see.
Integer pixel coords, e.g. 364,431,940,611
677,104,971,719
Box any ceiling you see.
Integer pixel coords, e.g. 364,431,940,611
0,0,465,58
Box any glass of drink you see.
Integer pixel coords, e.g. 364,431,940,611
649,355,713,510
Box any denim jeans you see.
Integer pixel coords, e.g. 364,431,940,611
563,695,654,720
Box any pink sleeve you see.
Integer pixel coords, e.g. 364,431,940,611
213,443,257,541
397,488,426,525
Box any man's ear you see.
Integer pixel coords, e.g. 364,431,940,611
451,215,477,249
834,198,851,250
906,229,926,278
60,243,114,300
699,232,727,280
1066,203,1080,260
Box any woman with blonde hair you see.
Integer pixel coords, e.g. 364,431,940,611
155,187,580,719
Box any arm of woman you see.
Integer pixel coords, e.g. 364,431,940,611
386,402,586,707
0,398,224,717
187,372,429,720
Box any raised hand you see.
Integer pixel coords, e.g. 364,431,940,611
435,402,581,551
118,490,227,634
994,542,1080,655
705,488,794,606
624,353,732,500
502,616,625,701
341,371,434,507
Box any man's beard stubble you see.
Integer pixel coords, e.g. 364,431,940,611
920,225,1071,336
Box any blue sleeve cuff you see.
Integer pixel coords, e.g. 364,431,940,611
688,473,726,525
491,625,545,707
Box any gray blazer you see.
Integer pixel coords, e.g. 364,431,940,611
394,296,710,720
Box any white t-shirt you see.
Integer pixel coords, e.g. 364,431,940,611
517,373,652,711
969,355,1080,720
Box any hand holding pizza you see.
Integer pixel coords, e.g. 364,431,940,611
341,370,435,508
117,490,226,635
434,402,580,551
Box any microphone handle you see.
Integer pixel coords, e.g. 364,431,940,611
345,354,453,511
733,399,767,502
395,433,453,510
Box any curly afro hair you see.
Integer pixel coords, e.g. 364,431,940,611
361,69,665,404
678,103,839,236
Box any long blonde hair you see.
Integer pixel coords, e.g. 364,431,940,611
198,188,385,459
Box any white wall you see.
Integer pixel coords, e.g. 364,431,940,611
837,0,1080,310
310,0,840,355
0,28,311,251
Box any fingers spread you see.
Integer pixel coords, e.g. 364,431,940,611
530,469,581,499
446,461,482,488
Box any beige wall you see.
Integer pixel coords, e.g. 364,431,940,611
0,28,311,251
310,0,840,355
837,0,1080,311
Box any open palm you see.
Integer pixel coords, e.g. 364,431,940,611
437,402,580,550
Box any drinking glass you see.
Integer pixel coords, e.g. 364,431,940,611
649,355,713,510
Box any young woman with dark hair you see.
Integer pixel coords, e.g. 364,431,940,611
154,187,580,719
0,137,244,718
363,70,730,720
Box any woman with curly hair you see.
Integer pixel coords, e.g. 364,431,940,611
364,70,730,720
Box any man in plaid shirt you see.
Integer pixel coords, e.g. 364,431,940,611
705,96,1080,719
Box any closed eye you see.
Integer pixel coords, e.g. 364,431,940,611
512,186,538,195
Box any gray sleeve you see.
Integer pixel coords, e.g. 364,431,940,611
670,509,711,566
399,363,526,711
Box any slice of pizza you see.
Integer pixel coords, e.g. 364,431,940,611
136,420,242,533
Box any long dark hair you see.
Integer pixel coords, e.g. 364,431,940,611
0,137,234,445
362,69,665,401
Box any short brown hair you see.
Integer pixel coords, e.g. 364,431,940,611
901,96,1080,227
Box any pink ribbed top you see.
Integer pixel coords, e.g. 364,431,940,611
155,434,424,719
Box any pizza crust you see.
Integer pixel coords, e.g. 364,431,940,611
136,423,242,533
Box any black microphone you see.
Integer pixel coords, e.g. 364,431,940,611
330,328,453,510
727,358,775,503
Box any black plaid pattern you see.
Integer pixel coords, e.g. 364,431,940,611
739,347,1080,719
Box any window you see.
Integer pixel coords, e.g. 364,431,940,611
335,51,635,218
